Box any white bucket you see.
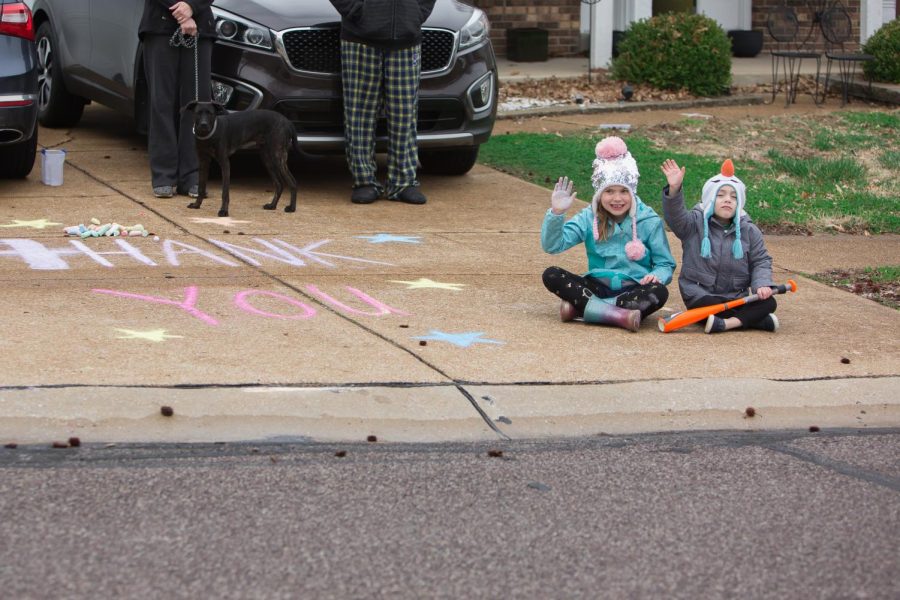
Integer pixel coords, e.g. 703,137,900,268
41,148,66,186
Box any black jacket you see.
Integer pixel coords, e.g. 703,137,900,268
139,0,215,40
329,0,437,50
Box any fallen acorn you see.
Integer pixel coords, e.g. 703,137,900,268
487,449,504,458
841,357,851,364
335,450,347,457
744,407,756,418
160,406,174,417
51,441,68,448
68,437,81,447
367,435,378,443
809,426,821,433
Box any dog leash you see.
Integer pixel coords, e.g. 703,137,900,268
169,27,199,102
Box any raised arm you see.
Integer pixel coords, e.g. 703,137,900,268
660,159,696,240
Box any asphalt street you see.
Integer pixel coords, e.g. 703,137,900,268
2,429,899,599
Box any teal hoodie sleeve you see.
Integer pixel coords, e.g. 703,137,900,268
644,217,676,284
541,208,588,254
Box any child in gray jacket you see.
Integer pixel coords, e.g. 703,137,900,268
660,158,779,333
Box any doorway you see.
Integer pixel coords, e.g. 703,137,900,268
653,0,696,14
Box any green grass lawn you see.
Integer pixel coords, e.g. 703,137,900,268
479,111,900,234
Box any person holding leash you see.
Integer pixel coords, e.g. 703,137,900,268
660,158,779,333
139,1,214,198
541,136,675,332
329,0,437,205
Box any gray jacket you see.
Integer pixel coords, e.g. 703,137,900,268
662,186,774,307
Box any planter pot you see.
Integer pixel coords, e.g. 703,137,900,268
507,28,548,62
728,30,763,58
612,30,626,58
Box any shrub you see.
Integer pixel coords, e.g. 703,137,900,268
611,12,732,96
862,19,900,83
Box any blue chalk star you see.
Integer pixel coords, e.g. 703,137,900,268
356,234,422,244
413,330,504,348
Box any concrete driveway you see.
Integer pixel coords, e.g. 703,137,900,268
1,104,898,445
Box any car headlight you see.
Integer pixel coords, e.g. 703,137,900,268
458,9,489,51
212,8,273,51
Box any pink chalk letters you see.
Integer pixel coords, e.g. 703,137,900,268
93,285,409,326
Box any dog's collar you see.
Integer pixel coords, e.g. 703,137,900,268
193,118,218,140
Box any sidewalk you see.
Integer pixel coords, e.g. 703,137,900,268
0,99,897,445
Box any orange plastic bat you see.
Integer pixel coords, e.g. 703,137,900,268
658,280,797,333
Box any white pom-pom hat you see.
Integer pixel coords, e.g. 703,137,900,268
700,159,747,260
590,136,645,260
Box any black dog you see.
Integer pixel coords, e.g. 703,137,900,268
182,101,299,217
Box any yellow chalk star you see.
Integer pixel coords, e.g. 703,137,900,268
115,328,184,342
389,278,466,291
0,218,63,230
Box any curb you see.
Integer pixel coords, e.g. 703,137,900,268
2,377,897,444
497,94,770,120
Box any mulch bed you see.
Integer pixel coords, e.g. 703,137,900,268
498,73,780,106
814,268,899,309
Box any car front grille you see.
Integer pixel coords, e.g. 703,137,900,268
275,98,465,136
280,28,456,75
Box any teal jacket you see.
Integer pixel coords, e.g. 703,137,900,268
541,199,676,291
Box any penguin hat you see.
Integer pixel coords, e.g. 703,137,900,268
590,136,646,261
699,159,747,260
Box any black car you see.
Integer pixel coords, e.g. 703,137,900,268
29,0,496,175
0,0,38,178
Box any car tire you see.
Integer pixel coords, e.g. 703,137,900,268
36,21,86,128
419,146,480,176
0,132,38,179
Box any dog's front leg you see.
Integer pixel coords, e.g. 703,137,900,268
218,151,231,218
188,156,209,210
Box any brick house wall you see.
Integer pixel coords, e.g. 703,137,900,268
468,0,583,58
752,0,864,53
468,1,866,59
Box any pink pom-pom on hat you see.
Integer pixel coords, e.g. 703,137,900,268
595,136,628,160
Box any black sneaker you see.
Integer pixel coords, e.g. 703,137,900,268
391,186,427,205
749,313,779,332
704,315,727,334
351,185,379,204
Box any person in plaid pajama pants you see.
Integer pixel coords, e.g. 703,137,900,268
329,0,437,205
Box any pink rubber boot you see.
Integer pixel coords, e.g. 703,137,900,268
582,296,641,332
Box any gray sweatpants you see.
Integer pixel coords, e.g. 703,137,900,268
142,34,212,191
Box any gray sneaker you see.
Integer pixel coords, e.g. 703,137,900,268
153,185,174,198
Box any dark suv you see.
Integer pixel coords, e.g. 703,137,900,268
0,0,37,178
29,0,496,175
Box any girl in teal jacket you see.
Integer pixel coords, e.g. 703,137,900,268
541,136,675,332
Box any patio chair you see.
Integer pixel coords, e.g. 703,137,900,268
766,2,822,106
821,1,874,106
